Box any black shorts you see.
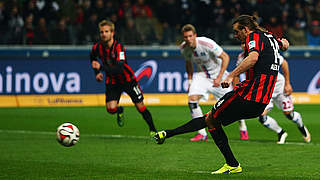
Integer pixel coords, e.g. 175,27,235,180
211,91,267,126
105,80,144,103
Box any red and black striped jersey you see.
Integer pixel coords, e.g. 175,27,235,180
235,31,283,104
90,40,136,85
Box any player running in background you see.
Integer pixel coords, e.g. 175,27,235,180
154,15,290,174
180,24,249,141
90,20,157,137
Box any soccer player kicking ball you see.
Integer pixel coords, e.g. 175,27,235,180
90,20,157,137
154,15,290,174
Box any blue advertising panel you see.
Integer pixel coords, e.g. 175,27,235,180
0,48,319,94
0,59,104,94
284,58,320,93
0,58,189,94
227,58,320,93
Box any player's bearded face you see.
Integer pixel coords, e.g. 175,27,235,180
99,25,114,42
183,31,196,48
233,23,246,43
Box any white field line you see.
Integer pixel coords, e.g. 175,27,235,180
191,170,211,174
0,129,317,146
0,129,149,139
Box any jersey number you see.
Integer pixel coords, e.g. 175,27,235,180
282,99,292,110
264,33,281,64
133,85,142,96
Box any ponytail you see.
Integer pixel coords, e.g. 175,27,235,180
233,15,268,33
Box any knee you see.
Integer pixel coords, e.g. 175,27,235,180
188,95,200,102
258,115,267,124
188,101,198,111
137,105,146,113
205,111,220,127
284,111,294,120
106,107,117,114
205,115,211,125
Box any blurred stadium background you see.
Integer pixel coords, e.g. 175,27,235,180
0,0,320,46
0,0,320,179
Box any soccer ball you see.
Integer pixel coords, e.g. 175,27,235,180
56,123,80,147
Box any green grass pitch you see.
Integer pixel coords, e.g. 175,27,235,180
0,104,319,179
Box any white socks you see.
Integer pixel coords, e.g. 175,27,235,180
189,101,207,136
291,111,304,128
263,115,282,134
238,120,247,131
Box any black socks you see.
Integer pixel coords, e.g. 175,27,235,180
140,108,157,132
166,116,207,138
209,127,239,167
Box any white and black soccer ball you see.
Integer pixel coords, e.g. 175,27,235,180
56,123,80,147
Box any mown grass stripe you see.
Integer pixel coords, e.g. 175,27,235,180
0,129,317,146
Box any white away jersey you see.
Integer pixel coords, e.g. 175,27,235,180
237,52,285,97
180,37,224,79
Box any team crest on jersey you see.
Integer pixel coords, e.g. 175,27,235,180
119,52,125,60
248,41,256,49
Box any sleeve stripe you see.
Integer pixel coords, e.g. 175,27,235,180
92,43,97,52
198,40,214,49
90,43,97,62
98,43,104,63
245,35,250,51
115,42,122,61
253,33,260,51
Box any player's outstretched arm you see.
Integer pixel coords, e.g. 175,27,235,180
221,51,258,88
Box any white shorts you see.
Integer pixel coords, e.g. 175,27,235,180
188,72,232,101
265,93,294,112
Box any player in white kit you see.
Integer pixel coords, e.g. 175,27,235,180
180,24,249,141
237,48,311,144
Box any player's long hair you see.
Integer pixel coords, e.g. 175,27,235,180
232,15,268,33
